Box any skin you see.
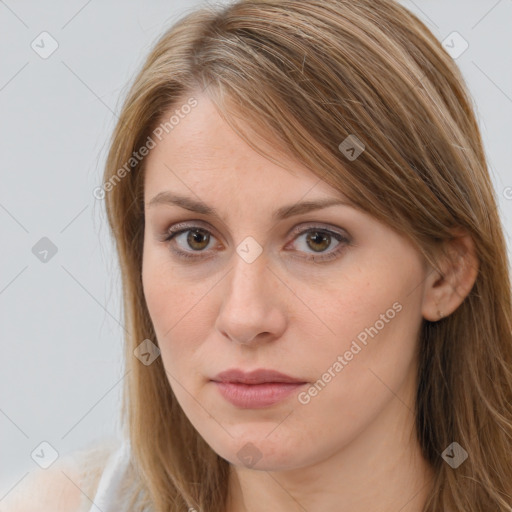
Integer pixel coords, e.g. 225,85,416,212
141,90,478,512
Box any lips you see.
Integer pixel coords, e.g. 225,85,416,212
211,368,308,408
212,368,307,385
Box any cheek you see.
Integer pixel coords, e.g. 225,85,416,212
306,258,424,414
289,281,422,458
142,244,188,330
142,253,216,372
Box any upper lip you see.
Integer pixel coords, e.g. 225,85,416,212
212,368,307,384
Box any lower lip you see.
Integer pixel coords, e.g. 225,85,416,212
213,381,306,408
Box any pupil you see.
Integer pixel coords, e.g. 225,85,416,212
308,232,330,252
188,229,209,250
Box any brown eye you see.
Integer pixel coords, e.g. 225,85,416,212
163,224,219,261
287,225,351,263
305,231,332,252
186,229,211,251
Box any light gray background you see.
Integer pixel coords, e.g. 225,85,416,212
1,0,511,499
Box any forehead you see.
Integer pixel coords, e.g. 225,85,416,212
143,92,348,209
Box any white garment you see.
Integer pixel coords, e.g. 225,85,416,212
87,440,132,512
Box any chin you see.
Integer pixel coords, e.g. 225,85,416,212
200,426,315,471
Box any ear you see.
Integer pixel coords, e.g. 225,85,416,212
422,230,479,322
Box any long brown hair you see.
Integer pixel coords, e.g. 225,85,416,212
101,1,512,510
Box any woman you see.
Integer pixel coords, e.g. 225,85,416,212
8,0,512,511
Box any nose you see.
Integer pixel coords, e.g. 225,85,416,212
214,250,287,346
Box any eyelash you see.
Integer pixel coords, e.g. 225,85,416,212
161,222,351,263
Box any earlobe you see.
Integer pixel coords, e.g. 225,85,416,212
421,232,479,322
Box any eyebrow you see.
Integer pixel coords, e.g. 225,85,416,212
146,191,354,221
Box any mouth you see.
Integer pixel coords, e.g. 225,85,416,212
211,368,308,408
212,368,307,385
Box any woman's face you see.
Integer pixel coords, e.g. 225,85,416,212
142,92,431,471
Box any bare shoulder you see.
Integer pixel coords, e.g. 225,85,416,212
1,439,120,512
1,456,83,512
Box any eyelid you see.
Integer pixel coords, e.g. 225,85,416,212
288,222,350,240
163,220,219,239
